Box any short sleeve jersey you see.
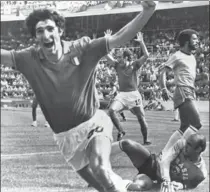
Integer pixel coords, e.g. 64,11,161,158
165,50,196,89
115,61,140,92
10,37,109,133
165,139,207,189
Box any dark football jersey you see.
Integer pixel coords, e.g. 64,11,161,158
158,139,207,189
11,37,108,133
170,153,206,188
115,61,140,92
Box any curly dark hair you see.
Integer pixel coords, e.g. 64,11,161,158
25,9,65,37
123,49,132,61
177,29,199,47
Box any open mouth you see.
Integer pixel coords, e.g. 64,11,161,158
43,41,54,48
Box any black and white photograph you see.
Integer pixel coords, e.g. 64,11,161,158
1,1,209,192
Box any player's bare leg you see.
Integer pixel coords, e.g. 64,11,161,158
120,112,126,121
109,100,126,141
118,139,150,170
131,106,151,145
31,97,38,127
86,135,126,192
163,99,201,153
77,165,105,192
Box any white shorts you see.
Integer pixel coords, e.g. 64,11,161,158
114,90,143,109
53,110,113,171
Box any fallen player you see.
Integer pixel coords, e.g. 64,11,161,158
111,133,207,191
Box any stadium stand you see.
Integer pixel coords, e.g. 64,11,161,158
1,3,209,104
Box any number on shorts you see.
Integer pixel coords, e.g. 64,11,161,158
87,126,104,139
135,99,141,106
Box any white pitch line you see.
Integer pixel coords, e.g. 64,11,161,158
1,151,60,159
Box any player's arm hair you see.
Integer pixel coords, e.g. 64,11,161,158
159,66,172,90
134,40,149,70
1,49,15,68
108,2,156,50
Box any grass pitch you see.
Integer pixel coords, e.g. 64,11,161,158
1,102,209,192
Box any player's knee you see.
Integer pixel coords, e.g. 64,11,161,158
108,108,117,116
134,110,145,120
121,139,135,152
192,121,202,130
179,124,189,133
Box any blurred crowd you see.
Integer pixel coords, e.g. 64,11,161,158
1,5,209,100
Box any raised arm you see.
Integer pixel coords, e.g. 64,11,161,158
103,29,117,66
133,32,149,69
1,49,15,68
108,1,157,50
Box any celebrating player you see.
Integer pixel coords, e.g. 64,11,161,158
159,29,208,153
0,2,157,192
111,133,207,191
106,31,151,144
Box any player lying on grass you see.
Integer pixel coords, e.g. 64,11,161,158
111,133,207,191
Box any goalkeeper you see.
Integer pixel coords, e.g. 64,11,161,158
111,133,207,191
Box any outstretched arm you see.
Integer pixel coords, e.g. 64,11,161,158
133,32,149,69
1,49,15,68
108,1,157,50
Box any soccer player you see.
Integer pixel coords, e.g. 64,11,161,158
111,133,207,191
31,96,50,127
106,31,151,144
159,29,208,153
0,2,157,192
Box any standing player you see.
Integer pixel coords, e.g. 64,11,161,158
107,32,151,144
31,96,50,127
159,29,207,153
111,134,207,191
0,2,157,192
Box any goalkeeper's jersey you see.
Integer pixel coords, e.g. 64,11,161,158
158,139,207,189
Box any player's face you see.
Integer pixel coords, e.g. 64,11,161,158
35,19,63,54
115,51,124,62
184,139,197,157
188,34,199,51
